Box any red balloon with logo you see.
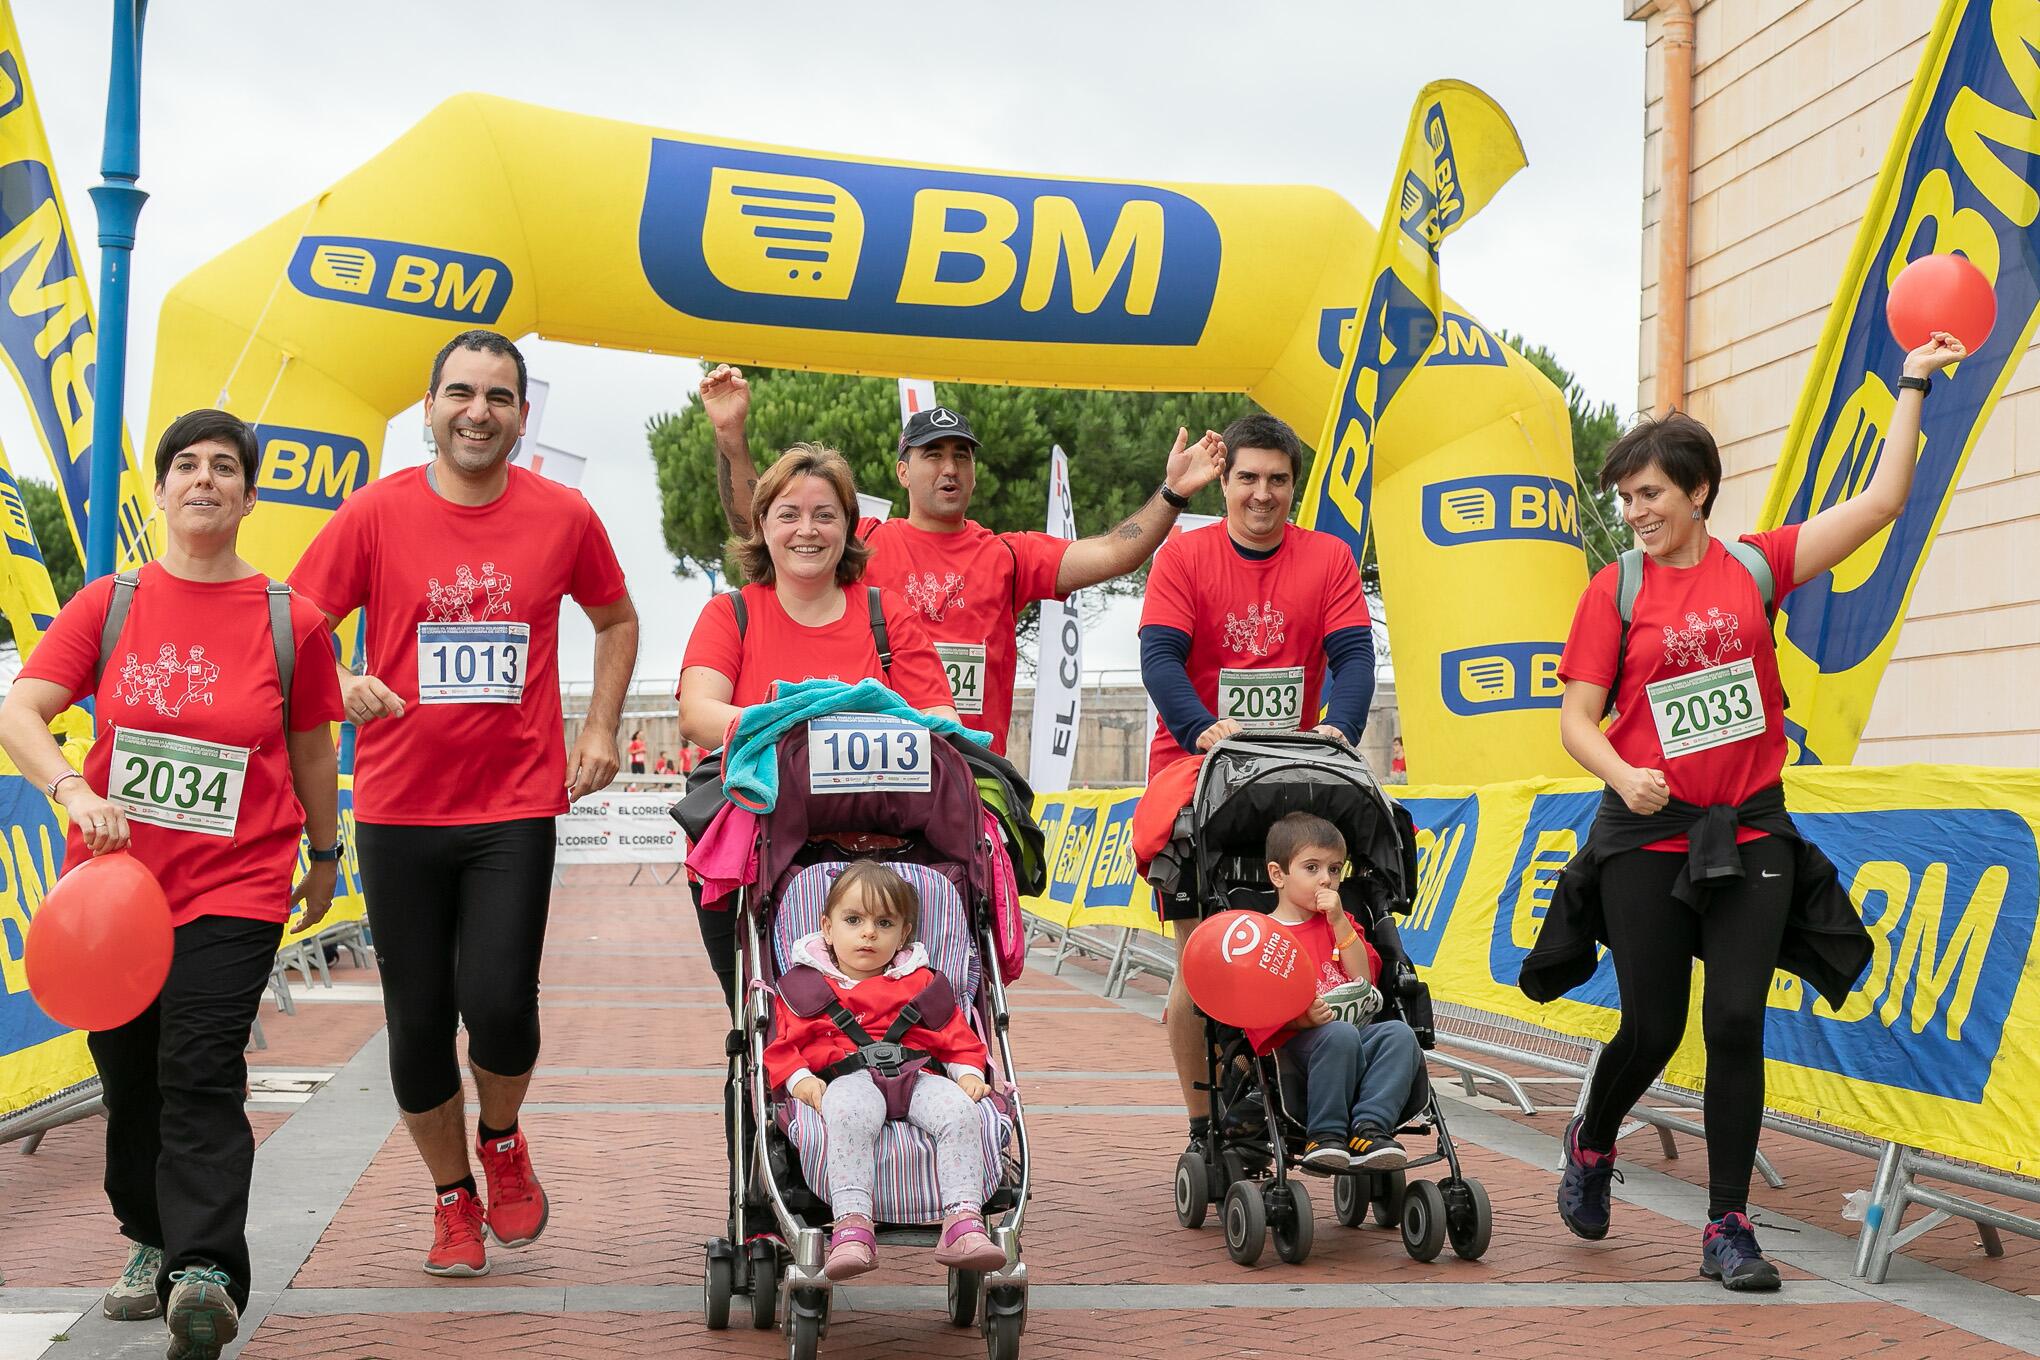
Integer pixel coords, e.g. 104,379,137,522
1181,910,1316,1030
24,852,174,1031
1887,253,1996,353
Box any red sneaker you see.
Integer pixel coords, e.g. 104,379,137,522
476,1130,550,1247
423,1188,488,1277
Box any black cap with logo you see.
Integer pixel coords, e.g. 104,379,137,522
898,406,980,454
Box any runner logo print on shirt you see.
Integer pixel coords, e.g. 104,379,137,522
117,644,219,717
904,570,966,623
419,561,529,705
1662,607,1742,669
1223,602,1287,658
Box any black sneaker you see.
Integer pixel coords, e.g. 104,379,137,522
1185,1116,1211,1158
1347,1127,1407,1170
1701,1212,1782,1291
1299,1138,1349,1173
1556,1115,1622,1241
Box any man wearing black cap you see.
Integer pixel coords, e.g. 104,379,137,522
699,363,1222,754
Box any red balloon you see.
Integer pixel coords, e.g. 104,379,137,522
1180,910,1317,1030
25,852,173,1031
1887,253,1996,354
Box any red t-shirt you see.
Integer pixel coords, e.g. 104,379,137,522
21,564,345,928
1140,522,1372,777
289,466,628,826
857,517,1070,755
679,583,954,713
1243,910,1383,1055
1560,527,1801,850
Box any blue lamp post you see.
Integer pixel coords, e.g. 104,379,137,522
84,0,147,582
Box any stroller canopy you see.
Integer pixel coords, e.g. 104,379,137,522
1191,732,1412,909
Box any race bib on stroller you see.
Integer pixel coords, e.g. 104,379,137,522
1320,979,1382,1029
808,713,931,793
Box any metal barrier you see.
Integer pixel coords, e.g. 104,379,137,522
0,1078,104,1154
1856,1143,2035,1283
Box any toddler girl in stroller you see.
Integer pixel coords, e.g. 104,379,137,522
764,860,1010,1280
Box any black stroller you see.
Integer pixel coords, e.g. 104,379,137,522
699,720,1032,1359
1167,732,1494,1266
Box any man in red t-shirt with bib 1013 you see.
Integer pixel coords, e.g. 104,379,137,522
291,329,639,1280
699,364,1225,754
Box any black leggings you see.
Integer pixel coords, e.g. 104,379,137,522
358,818,555,1113
1579,837,1794,1220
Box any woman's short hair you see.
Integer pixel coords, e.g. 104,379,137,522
729,443,872,586
1599,410,1722,518
824,860,920,942
153,409,260,491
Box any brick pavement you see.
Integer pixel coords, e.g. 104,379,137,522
4,867,2034,1359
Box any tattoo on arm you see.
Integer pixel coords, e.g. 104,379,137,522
716,457,752,536
1115,519,1145,541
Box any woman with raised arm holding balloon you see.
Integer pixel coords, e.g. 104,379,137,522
0,410,344,1359
1523,330,1969,1292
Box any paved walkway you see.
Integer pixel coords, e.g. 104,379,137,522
2,868,2035,1358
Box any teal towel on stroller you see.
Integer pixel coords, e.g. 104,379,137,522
724,678,989,813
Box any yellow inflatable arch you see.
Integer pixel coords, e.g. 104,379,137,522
148,94,1583,782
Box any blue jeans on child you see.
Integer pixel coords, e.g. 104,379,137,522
1280,1018,1424,1140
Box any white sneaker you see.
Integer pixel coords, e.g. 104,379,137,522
102,1241,164,1320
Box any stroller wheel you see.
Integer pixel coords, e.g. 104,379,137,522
703,1245,734,1330
1222,1179,1268,1267
1332,1174,1368,1228
1370,1167,1408,1228
1401,1179,1447,1263
1444,1175,1494,1261
947,1266,982,1326
983,1283,1026,1360
748,1239,780,1329
1175,1151,1213,1229
1271,1178,1314,1265
784,1285,826,1360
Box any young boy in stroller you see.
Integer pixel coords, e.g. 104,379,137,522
1245,813,1425,1176
1169,731,1494,1267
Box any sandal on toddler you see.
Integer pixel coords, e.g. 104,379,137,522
932,1210,1007,1271
824,1216,877,1281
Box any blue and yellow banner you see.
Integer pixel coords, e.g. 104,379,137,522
0,439,58,653
0,747,92,1123
0,0,156,570
1024,788,1172,938
1295,81,1586,784
1760,0,2038,766
1400,767,2040,1176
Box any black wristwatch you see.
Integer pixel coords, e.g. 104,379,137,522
1159,482,1192,510
1897,374,1931,396
307,842,342,863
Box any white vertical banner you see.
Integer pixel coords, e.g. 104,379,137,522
898,377,937,424
1031,445,1082,793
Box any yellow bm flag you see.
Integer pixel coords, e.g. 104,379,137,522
1760,0,2040,766
1297,82,1584,783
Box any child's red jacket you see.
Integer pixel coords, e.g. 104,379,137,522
764,935,989,1093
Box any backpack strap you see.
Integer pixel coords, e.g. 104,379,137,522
730,589,749,638
1723,538,1777,616
92,570,142,692
267,580,295,733
867,586,892,678
1602,548,1644,719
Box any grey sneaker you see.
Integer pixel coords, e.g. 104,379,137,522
164,1265,238,1360
102,1241,164,1320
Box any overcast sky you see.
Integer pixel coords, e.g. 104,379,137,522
5,2,1646,682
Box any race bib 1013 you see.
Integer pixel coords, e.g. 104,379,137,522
808,713,932,794
417,622,530,704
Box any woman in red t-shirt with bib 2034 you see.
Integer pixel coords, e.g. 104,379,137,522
1547,333,1968,1292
